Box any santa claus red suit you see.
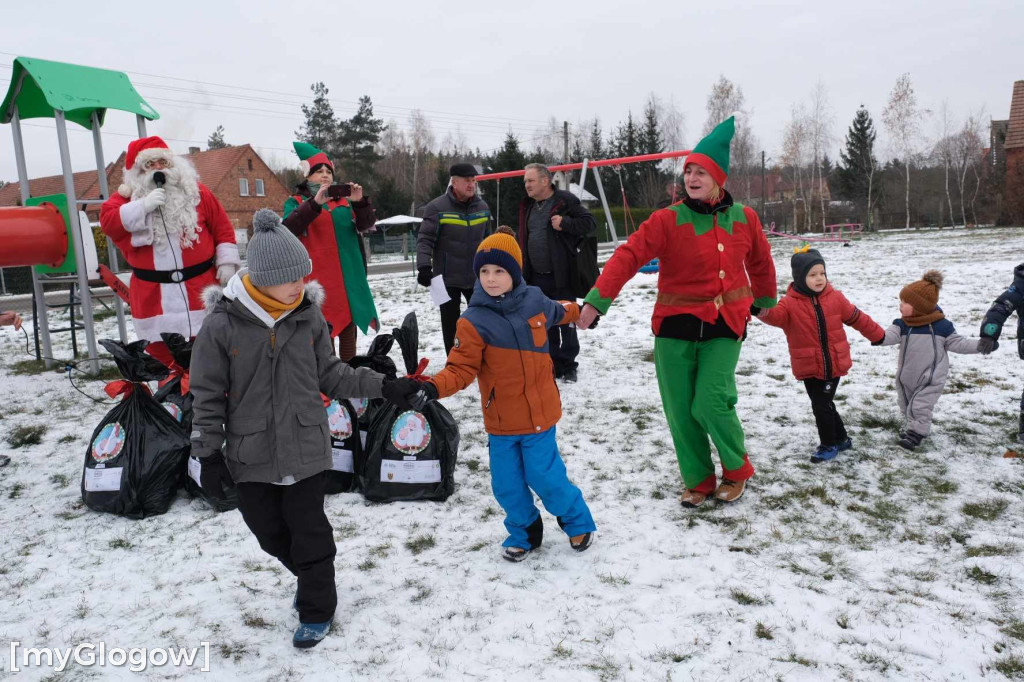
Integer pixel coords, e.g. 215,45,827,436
101,137,240,347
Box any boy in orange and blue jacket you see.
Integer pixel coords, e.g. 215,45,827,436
418,227,596,562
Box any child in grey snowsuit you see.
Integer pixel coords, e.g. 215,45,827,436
877,270,981,449
189,209,421,648
978,264,1024,438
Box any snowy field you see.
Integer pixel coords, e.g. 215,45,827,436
3,227,1024,681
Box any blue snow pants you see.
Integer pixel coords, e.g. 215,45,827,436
488,426,596,549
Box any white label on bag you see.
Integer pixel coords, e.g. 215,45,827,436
360,430,368,449
380,459,441,484
84,466,123,492
331,448,354,473
188,457,203,486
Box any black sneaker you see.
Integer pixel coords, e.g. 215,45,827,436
562,368,578,383
569,532,594,552
898,430,924,449
501,546,530,562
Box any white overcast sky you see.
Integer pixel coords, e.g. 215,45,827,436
0,0,1019,184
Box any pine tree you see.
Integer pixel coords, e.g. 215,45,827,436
640,99,664,155
482,132,529,225
336,95,386,182
207,125,228,150
835,107,879,228
589,119,604,159
611,112,641,204
296,82,338,154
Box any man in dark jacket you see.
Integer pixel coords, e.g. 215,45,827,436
519,163,597,382
416,163,492,355
979,263,1023,439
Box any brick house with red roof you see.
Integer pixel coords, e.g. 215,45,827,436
0,144,290,232
1003,80,1024,224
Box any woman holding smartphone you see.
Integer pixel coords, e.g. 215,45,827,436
282,141,379,360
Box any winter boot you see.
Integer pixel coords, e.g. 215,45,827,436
898,430,925,450
714,478,746,503
811,444,840,463
501,546,530,562
679,489,708,508
570,532,594,553
293,619,332,648
836,438,853,452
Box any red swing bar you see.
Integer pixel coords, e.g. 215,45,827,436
473,149,692,182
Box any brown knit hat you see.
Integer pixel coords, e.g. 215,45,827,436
900,270,944,314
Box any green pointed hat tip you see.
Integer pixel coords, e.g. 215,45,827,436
690,116,736,184
292,141,323,160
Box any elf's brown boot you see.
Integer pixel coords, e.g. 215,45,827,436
714,478,746,503
679,489,708,508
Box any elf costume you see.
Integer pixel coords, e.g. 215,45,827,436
583,118,778,502
282,142,379,352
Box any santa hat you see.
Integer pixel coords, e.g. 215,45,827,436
685,116,735,187
126,136,174,171
118,136,176,197
293,141,333,177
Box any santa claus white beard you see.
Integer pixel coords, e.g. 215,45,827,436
129,166,203,249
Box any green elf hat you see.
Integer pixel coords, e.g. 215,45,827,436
293,141,333,177
686,116,735,187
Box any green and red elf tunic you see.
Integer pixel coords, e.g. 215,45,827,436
583,117,778,494
282,142,379,336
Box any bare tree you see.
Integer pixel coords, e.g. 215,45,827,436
782,104,809,231
408,109,435,210
807,81,834,229
703,75,756,204
882,73,926,229
951,110,985,226
659,96,687,179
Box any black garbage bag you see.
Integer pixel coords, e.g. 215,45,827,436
323,397,363,494
81,339,190,518
359,312,460,502
153,333,194,434
347,333,398,475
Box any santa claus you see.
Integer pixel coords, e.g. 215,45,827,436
100,137,240,358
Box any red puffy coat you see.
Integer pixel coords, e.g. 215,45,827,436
759,283,884,380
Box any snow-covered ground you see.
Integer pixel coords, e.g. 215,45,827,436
2,227,1024,681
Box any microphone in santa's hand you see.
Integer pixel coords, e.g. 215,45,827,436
153,171,166,188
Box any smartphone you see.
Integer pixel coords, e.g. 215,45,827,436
327,183,352,199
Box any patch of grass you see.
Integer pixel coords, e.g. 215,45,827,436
357,559,376,571
467,540,488,552
754,622,774,640
583,654,621,681
11,359,59,375
847,499,902,524
49,473,71,488
410,584,432,603
108,536,133,550
242,612,273,629
219,641,251,663
598,573,630,587
962,499,1009,522
552,641,573,659
480,506,499,521
858,413,903,431
465,459,481,472
772,653,816,667
836,613,851,629
735,365,756,376
74,598,89,619
405,534,436,555
369,543,391,559
57,434,77,444
729,589,766,606
7,424,47,448
967,544,1017,558
994,655,1024,677
1001,621,1024,642
967,566,998,585
9,483,24,499
642,350,654,363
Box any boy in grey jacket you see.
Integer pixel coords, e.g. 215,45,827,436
877,270,982,450
190,209,420,648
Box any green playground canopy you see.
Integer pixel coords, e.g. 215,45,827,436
0,56,159,129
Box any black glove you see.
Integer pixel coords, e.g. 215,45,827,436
410,382,439,411
381,377,423,411
417,267,433,287
978,337,998,355
200,451,234,501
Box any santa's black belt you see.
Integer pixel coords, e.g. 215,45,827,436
132,257,215,284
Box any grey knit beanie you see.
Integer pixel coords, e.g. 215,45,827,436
247,208,312,286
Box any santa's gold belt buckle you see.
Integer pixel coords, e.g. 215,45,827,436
712,294,724,310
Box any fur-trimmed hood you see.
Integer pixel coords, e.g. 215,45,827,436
202,273,325,313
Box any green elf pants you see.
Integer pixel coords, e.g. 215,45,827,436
654,336,755,494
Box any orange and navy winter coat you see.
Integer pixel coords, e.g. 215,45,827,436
759,283,885,380
583,196,777,337
428,281,580,436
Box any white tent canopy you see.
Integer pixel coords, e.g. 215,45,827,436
375,215,422,227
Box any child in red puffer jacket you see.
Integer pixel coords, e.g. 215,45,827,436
754,247,885,463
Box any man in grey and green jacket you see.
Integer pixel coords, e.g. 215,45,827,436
416,163,492,355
